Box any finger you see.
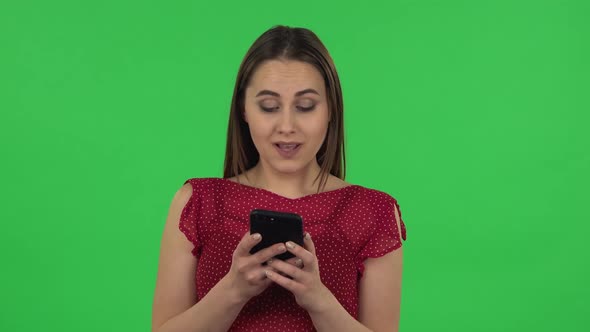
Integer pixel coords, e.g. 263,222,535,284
303,232,316,256
268,258,305,281
262,266,286,282
235,231,262,257
254,268,274,287
247,268,269,283
285,239,315,270
284,257,304,268
267,265,290,278
265,269,303,293
257,265,288,281
251,243,287,265
262,276,274,287
250,265,287,284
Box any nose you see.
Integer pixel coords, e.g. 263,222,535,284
277,109,296,134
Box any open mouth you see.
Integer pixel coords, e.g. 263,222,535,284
274,143,302,157
275,143,300,151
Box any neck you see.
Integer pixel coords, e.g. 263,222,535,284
249,160,324,198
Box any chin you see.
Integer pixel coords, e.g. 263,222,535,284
271,163,302,174
270,158,316,174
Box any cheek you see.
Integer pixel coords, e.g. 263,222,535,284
307,114,330,141
245,113,272,142
309,122,328,139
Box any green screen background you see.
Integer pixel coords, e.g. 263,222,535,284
1,0,588,331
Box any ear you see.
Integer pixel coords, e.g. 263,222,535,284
242,110,248,123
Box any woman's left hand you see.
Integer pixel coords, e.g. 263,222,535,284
265,232,334,314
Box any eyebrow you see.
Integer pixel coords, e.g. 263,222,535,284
255,88,320,98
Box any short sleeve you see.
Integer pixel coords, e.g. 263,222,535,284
356,193,407,276
178,179,203,257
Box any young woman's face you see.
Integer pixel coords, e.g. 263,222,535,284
244,59,329,175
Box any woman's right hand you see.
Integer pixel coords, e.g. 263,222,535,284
224,231,297,303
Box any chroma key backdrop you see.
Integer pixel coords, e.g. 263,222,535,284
1,1,588,331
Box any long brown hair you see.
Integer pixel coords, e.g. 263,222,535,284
223,25,346,193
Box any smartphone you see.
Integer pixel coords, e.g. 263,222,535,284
249,209,304,260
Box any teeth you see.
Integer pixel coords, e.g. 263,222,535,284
278,144,298,150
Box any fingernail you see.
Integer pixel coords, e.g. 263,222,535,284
265,270,273,277
305,232,311,240
267,259,274,265
252,233,261,240
295,258,302,266
286,241,295,250
277,245,286,252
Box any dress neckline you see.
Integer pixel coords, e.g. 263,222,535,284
217,177,360,201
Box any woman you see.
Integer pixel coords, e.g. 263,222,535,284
152,25,407,332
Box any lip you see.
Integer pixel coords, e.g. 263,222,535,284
273,141,302,145
274,143,302,158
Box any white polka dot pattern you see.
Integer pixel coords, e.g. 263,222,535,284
178,177,407,331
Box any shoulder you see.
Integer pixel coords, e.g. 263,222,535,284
173,178,210,203
172,179,202,209
180,177,240,202
324,175,399,208
172,178,223,216
348,182,398,206
166,182,196,223
178,182,194,200
356,185,406,239
368,188,398,205
350,185,402,224
182,177,224,191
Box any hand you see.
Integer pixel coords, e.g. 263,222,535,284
223,231,303,303
264,233,334,313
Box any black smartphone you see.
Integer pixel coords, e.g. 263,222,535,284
249,209,304,260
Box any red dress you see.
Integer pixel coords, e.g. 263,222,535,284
179,177,407,331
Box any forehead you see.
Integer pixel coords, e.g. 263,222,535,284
247,59,325,93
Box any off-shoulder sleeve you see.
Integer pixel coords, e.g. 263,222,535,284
178,178,203,257
356,193,407,276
